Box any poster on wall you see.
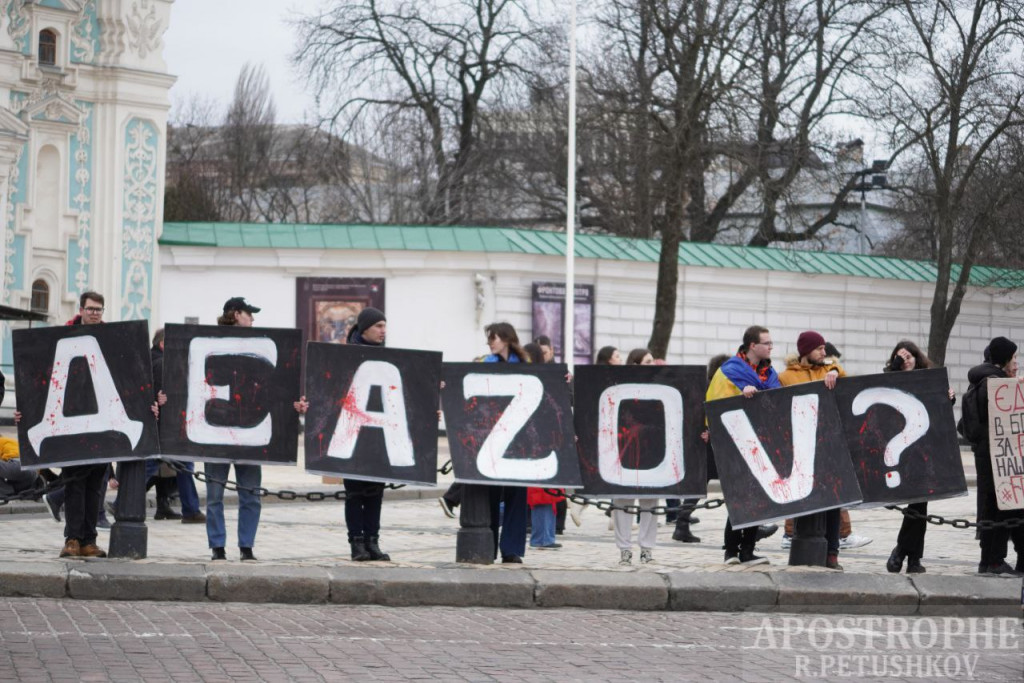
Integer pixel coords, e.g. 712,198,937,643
987,377,1024,510
531,282,594,365
295,278,386,347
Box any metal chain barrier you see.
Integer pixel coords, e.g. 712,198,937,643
157,458,460,502
10,461,1023,532
542,488,726,515
0,468,92,506
886,502,1024,530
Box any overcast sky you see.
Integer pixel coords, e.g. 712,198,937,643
164,0,326,123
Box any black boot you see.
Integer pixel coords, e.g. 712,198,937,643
905,555,926,573
154,477,182,520
672,519,701,543
886,545,905,573
350,536,371,562
364,536,391,561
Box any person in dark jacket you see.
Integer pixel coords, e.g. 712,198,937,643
883,340,955,575
482,322,531,563
965,336,1024,576
147,328,203,523
339,307,392,562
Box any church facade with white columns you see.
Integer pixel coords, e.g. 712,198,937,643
0,0,174,373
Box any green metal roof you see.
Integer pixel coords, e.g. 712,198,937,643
160,222,1024,288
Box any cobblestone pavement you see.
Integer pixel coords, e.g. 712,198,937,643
0,445,1005,576
0,598,1021,682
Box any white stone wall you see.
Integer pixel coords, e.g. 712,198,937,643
159,244,1024,401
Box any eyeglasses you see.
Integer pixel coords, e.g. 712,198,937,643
83,306,104,313
756,341,774,348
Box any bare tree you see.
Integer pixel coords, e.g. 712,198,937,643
733,0,892,247
873,0,1024,365
578,0,764,357
294,0,549,225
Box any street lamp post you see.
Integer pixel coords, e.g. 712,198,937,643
853,159,890,255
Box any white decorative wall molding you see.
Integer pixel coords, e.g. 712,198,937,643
124,0,161,59
120,116,157,321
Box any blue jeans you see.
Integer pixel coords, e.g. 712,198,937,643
176,462,200,517
204,463,262,549
530,504,556,547
489,486,527,559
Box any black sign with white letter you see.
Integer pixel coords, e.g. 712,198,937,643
573,365,708,497
13,321,159,469
834,368,966,506
303,343,442,485
441,363,581,487
159,324,301,465
706,383,863,529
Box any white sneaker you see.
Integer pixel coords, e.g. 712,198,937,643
640,548,654,564
839,534,873,550
619,549,632,566
780,534,792,549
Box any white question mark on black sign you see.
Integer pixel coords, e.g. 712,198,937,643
851,387,930,488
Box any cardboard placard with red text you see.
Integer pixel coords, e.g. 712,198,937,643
987,377,1024,510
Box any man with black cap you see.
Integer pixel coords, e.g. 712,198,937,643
965,336,1024,576
341,307,391,561
206,296,265,562
217,297,260,326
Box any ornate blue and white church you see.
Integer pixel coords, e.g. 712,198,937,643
0,0,172,372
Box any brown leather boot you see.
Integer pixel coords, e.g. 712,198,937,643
79,543,107,558
59,539,80,557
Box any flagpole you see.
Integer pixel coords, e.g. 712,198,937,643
563,0,577,364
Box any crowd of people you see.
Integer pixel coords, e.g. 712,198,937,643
4,296,1022,577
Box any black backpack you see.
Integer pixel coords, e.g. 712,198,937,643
957,380,986,444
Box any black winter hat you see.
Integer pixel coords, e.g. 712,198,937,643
357,307,386,333
988,336,1017,366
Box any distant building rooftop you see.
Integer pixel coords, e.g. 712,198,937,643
160,223,1023,289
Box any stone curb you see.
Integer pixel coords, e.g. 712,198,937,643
1,563,1019,616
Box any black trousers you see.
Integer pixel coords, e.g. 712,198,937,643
343,479,384,541
62,463,108,544
974,451,1024,564
896,502,928,558
724,517,758,554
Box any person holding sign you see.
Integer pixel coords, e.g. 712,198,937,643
483,322,532,564
55,292,114,559
707,325,781,566
778,330,846,570
609,347,661,565
883,340,955,575
205,297,266,562
963,336,1024,576
335,307,392,562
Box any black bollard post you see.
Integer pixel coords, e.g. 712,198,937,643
455,484,494,564
788,511,827,566
108,460,147,558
